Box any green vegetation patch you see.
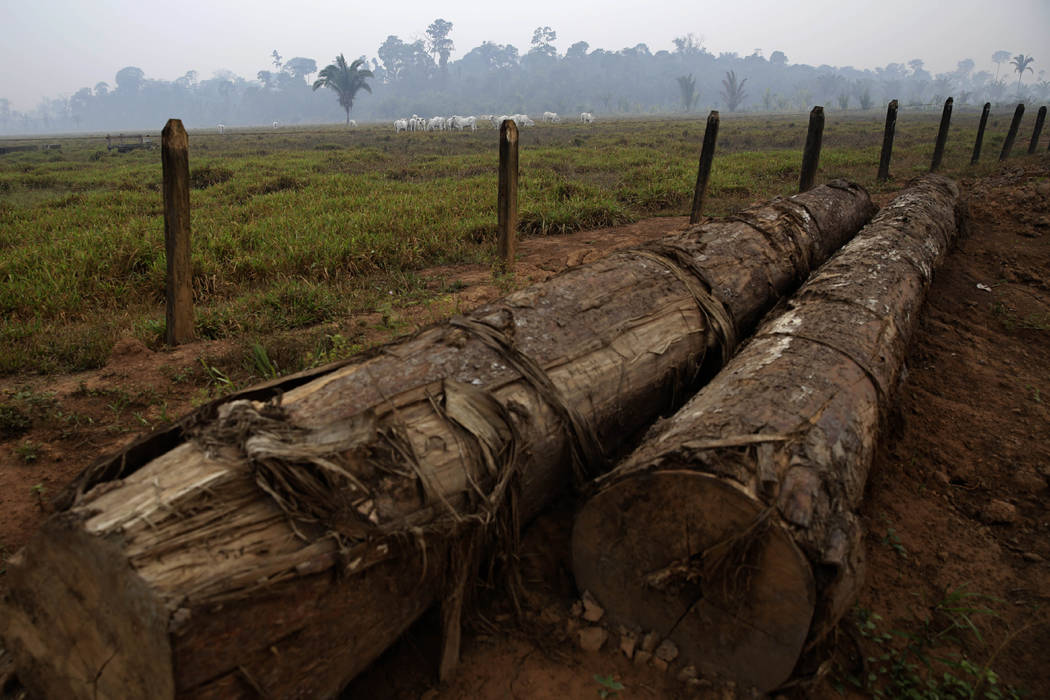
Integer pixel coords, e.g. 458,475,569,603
0,113,1007,374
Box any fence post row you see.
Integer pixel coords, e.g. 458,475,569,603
971,103,991,165
798,106,824,193
689,110,720,224
1029,106,1047,155
161,118,194,345
1000,104,1025,161
930,97,953,172
497,119,519,274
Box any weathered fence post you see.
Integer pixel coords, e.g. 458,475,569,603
971,102,991,164
1028,106,1046,154
930,97,953,172
688,110,720,224
877,99,898,181
162,119,194,345
799,106,824,192
497,119,519,274
1000,103,1025,160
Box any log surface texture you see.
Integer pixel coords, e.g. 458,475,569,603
0,184,875,700
572,175,962,693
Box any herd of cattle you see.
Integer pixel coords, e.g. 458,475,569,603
215,112,595,135
393,111,595,132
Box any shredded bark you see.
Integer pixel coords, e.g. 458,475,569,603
629,246,736,364
449,315,606,484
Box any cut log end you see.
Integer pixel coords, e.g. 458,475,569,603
571,470,814,692
0,519,174,700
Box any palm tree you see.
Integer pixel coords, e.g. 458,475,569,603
676,74,700,112
992,50,1011,81
313,54,373,125
1011,54,1035,95
720,70,749,112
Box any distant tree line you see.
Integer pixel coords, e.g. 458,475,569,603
0,23,1044,134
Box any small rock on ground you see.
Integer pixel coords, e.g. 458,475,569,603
980,499,1020,524
581,590,605,622
578,626,608,652
655,639,679,662
619,634,636,659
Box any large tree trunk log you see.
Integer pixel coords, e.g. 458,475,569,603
0,183,875,700
571,175,962,694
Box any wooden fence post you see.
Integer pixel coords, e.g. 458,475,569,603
688,110,720,224
497,119,519,274
877,99,898,181
162,119,194,345
1028,106,1047,154
971,102,991,164
1000,104,1025,161
799,106,824,193
930,97,953,172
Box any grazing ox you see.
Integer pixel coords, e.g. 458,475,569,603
273,120,280,129
542,111,559,123
394,119,408,133
579,112,595,123
217,124,225,135
451,115,477,131
498,114,535,128
347,120,357,127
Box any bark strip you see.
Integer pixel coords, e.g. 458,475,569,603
572,175,962,693
1,184,875,700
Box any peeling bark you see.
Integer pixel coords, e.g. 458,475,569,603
572,175,962,693
0,183,875,700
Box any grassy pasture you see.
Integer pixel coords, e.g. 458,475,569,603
0,107,1032,376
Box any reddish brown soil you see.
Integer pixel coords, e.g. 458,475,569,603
3,160,1049,698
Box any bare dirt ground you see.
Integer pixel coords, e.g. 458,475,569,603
2,159,1049,698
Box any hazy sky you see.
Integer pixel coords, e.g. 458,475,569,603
3,0,1047,111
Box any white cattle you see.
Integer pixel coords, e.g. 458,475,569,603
478,114,495,127
542,111,559,123
394,118,408,133
451,115,477,131
273,120,280,128
217,124,225,135
580,112,594,123
427,116,446,131
497,114,534,128
347,120,357,127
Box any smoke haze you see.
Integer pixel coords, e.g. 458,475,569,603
1,0,1046,132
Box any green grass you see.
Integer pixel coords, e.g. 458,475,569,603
840,588,1026,699
0,110,1034,375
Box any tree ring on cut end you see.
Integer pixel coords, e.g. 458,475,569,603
572,470,814,692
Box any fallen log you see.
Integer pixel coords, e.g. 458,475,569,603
0,183,875,700
571,175,962,693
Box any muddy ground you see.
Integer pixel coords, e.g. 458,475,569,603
2,159,1049,698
